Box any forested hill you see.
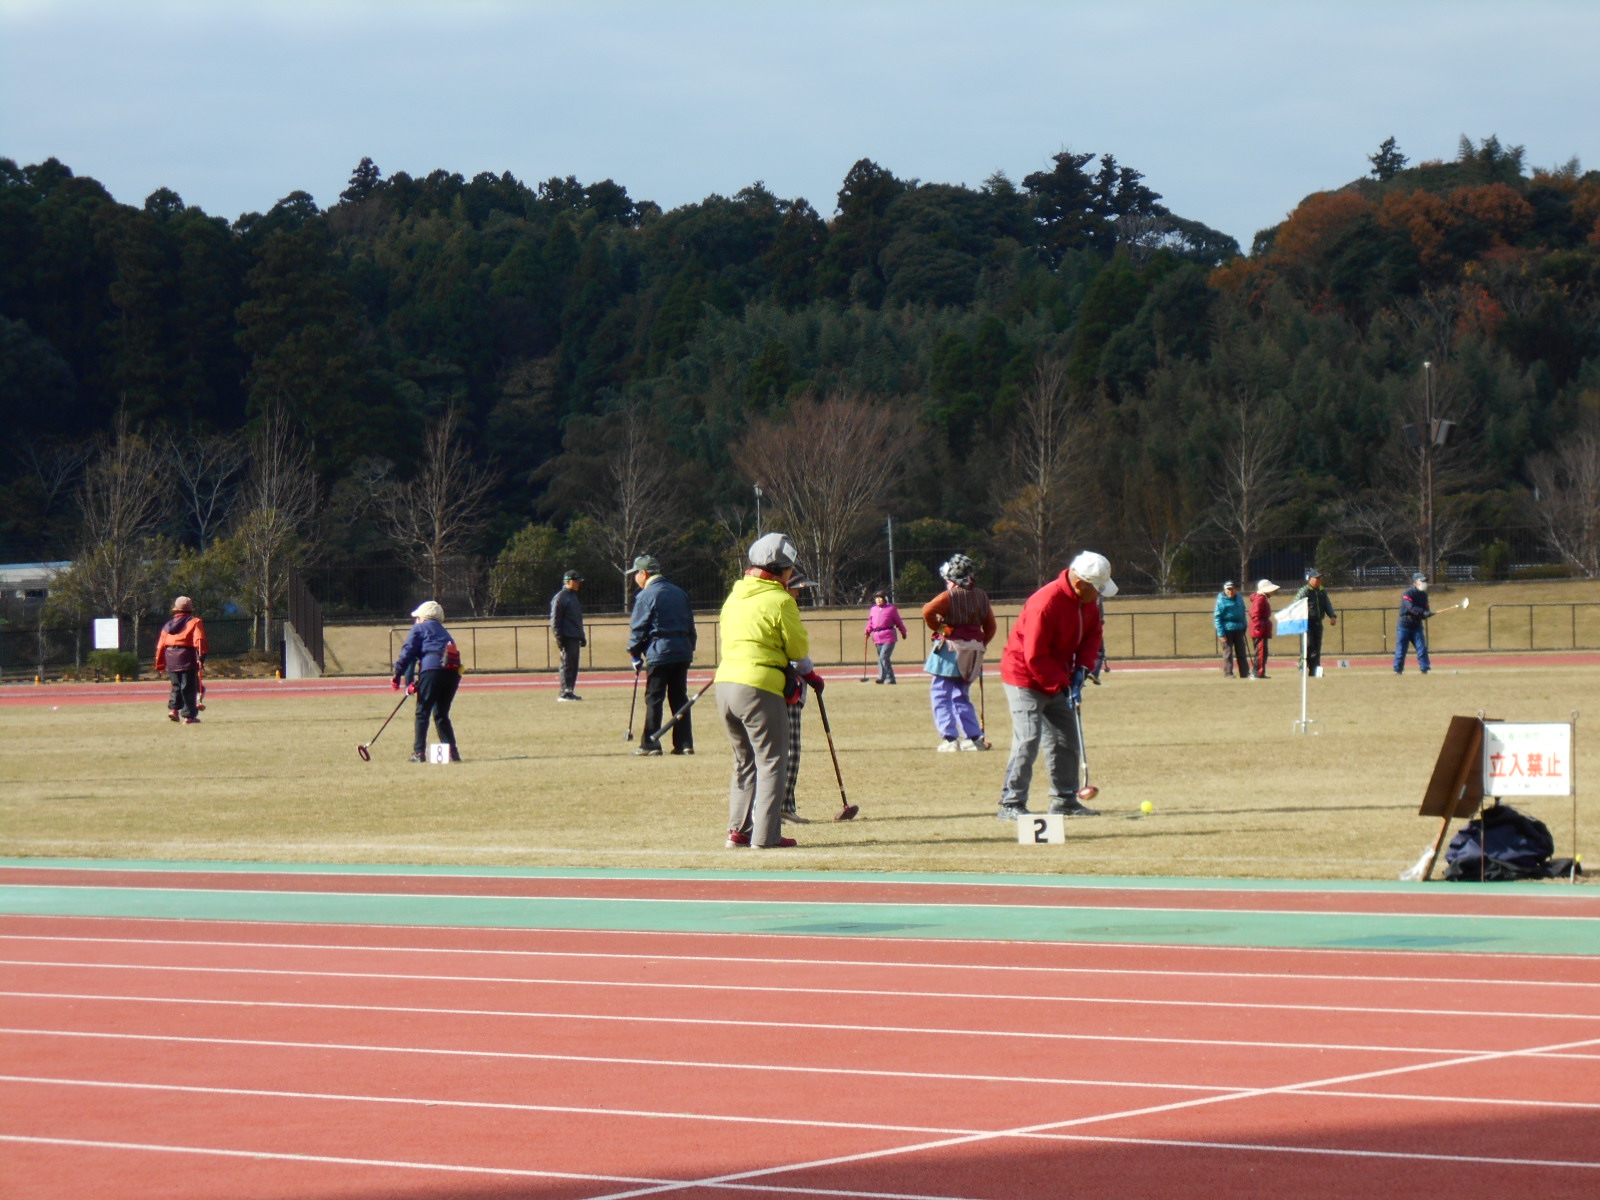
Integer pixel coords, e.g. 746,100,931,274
3,135,1599,603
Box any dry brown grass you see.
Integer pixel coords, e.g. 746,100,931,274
4,654,1595,882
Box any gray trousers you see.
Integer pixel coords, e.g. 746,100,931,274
999,683,1080,810
717,682,788,846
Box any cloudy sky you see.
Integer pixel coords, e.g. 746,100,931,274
2,0,1595,247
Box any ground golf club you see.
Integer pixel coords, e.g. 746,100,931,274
356,689,410,762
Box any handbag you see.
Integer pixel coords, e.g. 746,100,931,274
924,642,963,678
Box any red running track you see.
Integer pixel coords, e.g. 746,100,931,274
4,913,1600,1199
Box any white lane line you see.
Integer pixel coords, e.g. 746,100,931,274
12,864,1592,903
1019,1131,1600,1170
5,957,1597,1023
0,1136,988,1200
9,1071,1597,1122
578,1033,1600,1199
0,1075,986,1136
8,918,1598,965
9,1004,1593,1061
8,931,1598,988
12,882,1597,922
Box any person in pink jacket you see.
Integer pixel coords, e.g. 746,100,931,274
864,591,908,684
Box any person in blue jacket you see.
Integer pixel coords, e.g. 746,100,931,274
392,600,462,762
1394,573,1434,674
628,554,698,756
1213,581,1251,679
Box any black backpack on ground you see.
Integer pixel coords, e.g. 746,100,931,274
1443,803,1555,881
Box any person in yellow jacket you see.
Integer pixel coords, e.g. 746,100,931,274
714,532,819,849
154,595,208,724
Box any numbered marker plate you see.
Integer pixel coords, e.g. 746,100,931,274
1018,813,1065,844
428,743,452,764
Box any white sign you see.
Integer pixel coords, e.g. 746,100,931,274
428,743,453,764
93,618,119,650
1482,722,1572,797
1017,813,1066,845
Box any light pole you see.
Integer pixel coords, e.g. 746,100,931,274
1422,361,1434,582
753,483,763,536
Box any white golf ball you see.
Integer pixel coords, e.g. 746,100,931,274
52,705,59,711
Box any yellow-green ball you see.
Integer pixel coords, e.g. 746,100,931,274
1140,801,1154,814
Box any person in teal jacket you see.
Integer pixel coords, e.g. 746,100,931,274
1213,581,1251,679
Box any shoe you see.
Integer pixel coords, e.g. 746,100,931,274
1256,674,1269,680
633,745,663,757
874,679,884,684
167,710,180,722
754,837,797,849
887,680,897,685
556,693,572,701
409,751,426,763
449,746,462,762
669,746,694,755
725,828,751,848
182,716,201,724
781,809,810,824
957,737,990,751
937,739,960,752
995,804,1028,821
567,692,583,700
1049,800,1100,817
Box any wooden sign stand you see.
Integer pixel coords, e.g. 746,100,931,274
1414,715,1493,882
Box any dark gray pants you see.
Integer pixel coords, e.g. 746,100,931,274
167,669,199,720
414,668,460,754
557,636,582,693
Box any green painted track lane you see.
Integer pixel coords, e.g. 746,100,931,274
4,881,1598,954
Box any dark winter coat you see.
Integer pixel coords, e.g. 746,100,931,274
1294,583,1337,625
394,618,455,676
1397,585,1433,629
628,577,696,665
550,587,585,642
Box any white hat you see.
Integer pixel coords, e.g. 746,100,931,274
1069,551,1117,598
1256,579,1280,594
748,532,798,570
411,600,444,622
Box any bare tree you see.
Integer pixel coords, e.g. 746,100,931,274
1211,389,1295,585
577,407,680,611
54,414,168,648
234,409,319,651
992,361,1086,588
1529,428,1600,577
1116,457,1203,594
166,430,245,551
734,391,921,604
375,407,498,603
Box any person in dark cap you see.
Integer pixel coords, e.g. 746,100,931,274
628,554,697,755
1213,581,1251,679
1393,573,1434,674
1294,567,1338,676
550,569,587,700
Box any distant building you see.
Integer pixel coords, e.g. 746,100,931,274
0,561,70,601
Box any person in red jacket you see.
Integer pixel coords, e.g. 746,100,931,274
996,551,1114,819
154,596,208,724
1247,579,1279,679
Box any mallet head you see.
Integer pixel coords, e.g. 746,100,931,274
1076,785,1099,802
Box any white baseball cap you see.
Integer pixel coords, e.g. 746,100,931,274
1069,551,1118,598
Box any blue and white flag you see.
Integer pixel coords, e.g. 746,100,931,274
1274,596,1309,637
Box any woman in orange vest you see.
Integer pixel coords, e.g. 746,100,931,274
154,596,208,724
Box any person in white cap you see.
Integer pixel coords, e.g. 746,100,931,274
995,551,1115,819
391,600,462,762
713,533,819,849
1247,579,1279,679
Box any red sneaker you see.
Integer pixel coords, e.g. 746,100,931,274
754,837,797,849
725,829,751,848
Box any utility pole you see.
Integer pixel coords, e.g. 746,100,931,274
1422,361,1434,581
886,515,896,603
753,483,763,537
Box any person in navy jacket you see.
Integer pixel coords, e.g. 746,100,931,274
392,600,462,762
1394,574,1434,674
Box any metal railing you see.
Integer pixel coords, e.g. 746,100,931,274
382,603,1600,675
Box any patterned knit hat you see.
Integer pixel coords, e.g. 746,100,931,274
940,554,976,586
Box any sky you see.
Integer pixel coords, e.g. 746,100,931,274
2,0,1597,249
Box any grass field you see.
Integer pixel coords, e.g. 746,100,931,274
4,656,1595,882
